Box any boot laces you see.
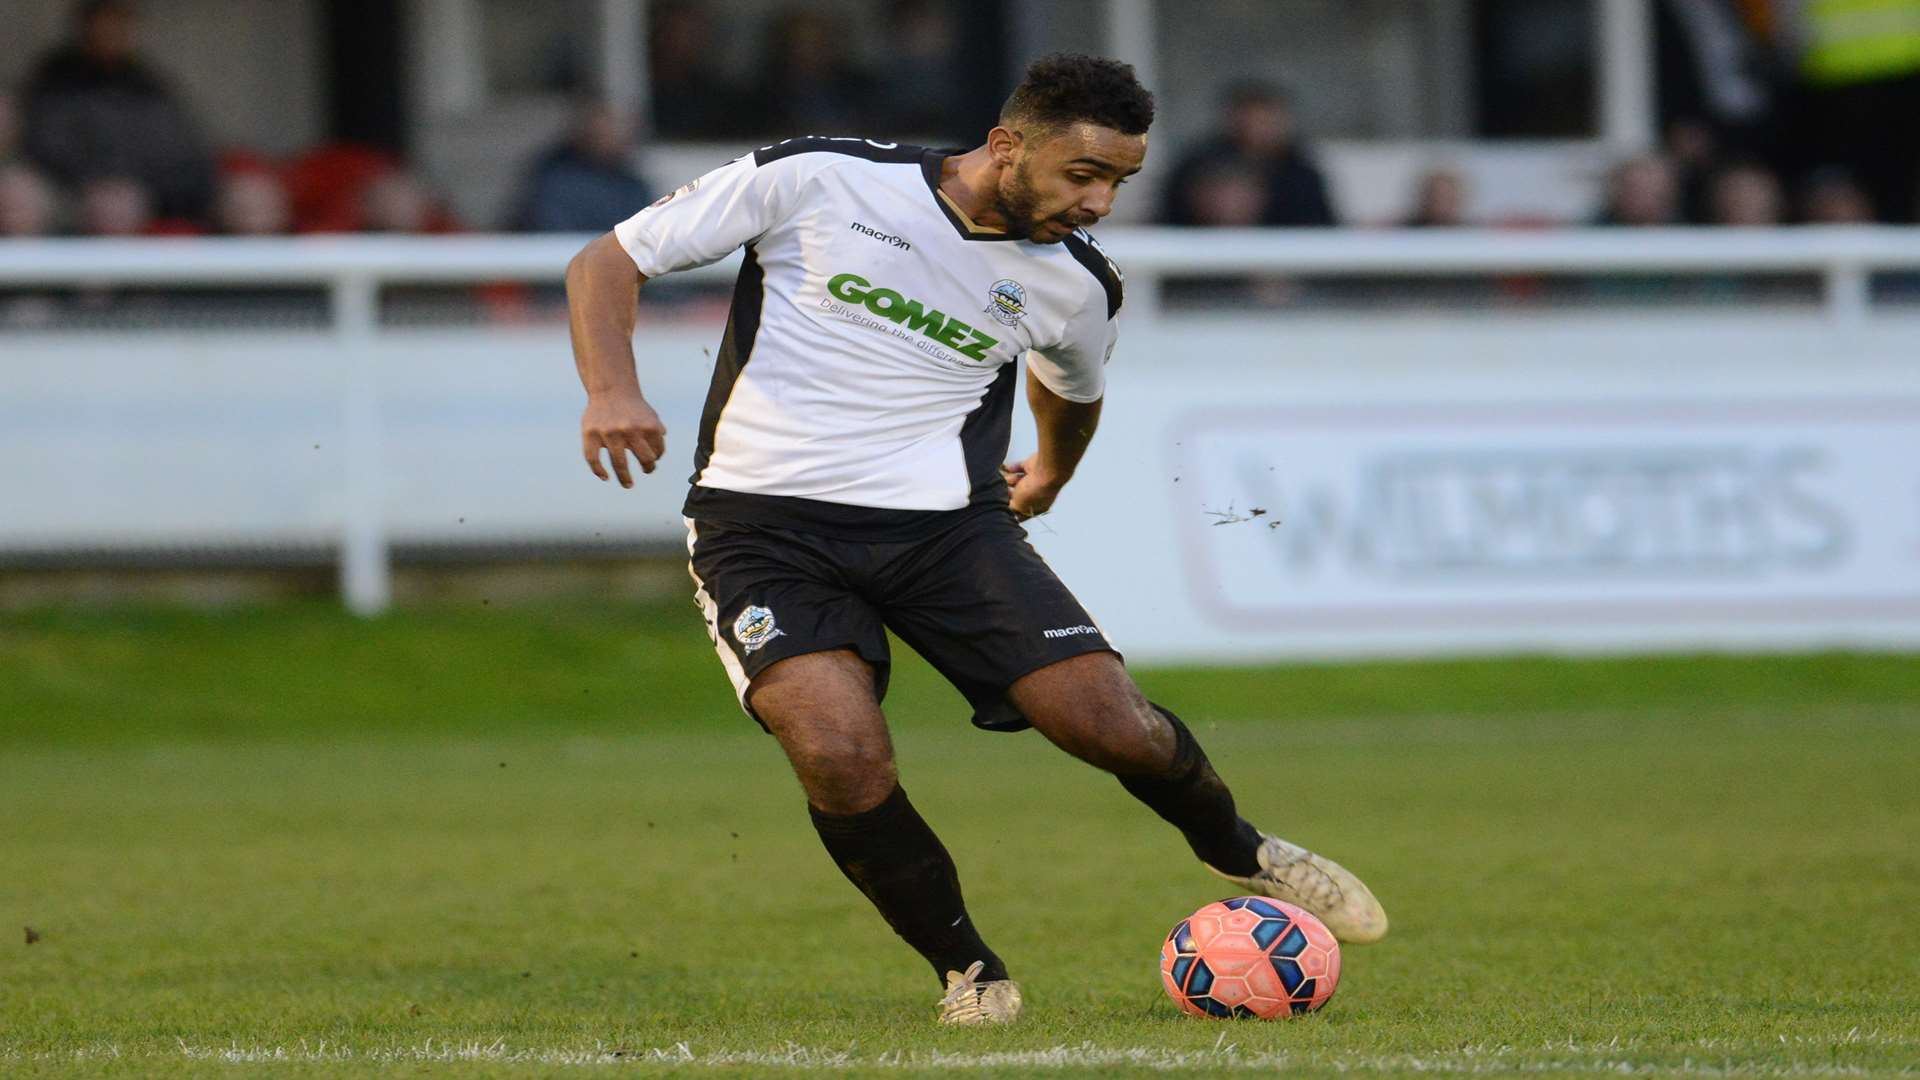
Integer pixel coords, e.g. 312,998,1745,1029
939,960,988,1017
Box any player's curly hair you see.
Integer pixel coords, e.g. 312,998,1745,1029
1000,53,1155,136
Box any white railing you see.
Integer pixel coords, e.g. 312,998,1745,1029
1105,227,1920,330
7,227,1917,328
4,228,1919,615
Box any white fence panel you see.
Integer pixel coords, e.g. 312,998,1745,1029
3,231,1918,656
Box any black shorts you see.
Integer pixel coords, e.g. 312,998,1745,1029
683,508,1118,732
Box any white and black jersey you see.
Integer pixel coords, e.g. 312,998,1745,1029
614,136,1124,538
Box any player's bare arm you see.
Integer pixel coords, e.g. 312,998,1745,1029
1006,369,1102,519
566,231,666,487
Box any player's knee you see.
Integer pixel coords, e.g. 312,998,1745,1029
806,756,898,815
812,741,895,782
1031,683,1170,775
1093,698,1176,775
788,739,897,812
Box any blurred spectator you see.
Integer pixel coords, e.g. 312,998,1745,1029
21,0,216,219
76,175,155,236
1665,117,1721,223
1594,155,1680,225
1403,168,1470,227
279,145,458,235
0,165,61,325
1161,81,1337,227
1586,156,1684,303
0,93,23,165
648,1,748,139
507,101,652,232
1707,161,1784,225
360,170,460,234
1161,158,1307,309
1475,0,1599,136
876,0,970,140
1786,0,1920,221
363,171,430,233
283,143,397,233
1655,0,1782,166
0,164,61,236
1175,158,1268,227
1799,166,1876,224
752,8,875,135
213,169,292,236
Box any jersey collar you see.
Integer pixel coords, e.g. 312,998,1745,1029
920,149,1023,243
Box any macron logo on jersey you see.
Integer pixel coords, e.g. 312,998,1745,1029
850,222,911,251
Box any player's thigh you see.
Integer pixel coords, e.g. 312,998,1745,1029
749,648,898,814
686,517,894,719
1007,651,1173,775
879,510,1120,733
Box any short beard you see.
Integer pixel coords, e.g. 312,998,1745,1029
991,161,1046,241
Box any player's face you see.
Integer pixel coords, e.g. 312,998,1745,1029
995,123,1146,243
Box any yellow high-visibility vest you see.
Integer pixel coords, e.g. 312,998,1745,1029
1801,0,1920,85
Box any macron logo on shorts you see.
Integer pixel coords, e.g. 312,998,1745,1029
1042,624,1100,640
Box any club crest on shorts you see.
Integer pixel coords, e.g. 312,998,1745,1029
731,605,785,653
984,278,1027,326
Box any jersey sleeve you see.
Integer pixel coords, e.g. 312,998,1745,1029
612,153,811,277
1029,271,1121,404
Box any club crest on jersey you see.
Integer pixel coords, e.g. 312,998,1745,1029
731,605,785,653
985,279,1027,326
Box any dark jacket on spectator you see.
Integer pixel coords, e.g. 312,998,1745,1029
22,45,214,218
1161,141,1338,227
507,143,652,233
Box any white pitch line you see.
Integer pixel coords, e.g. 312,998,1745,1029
0,1038,1915,1075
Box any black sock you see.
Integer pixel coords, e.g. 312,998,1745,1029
808,785,1009,985
1117,704,1263,877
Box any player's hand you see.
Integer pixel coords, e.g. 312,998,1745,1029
1003,455,1066,520
582,390,667,488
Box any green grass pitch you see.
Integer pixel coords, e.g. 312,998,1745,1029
3,599,1917,1077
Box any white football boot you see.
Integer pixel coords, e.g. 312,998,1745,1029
937,960,1023,1025
1209,832,1390,944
